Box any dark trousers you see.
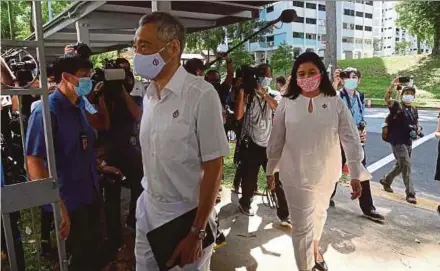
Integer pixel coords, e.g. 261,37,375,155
239,140,289,220
435,140,440,181
41,208,53,255
66,201,101,271
108,146,143,225
101,174,122,256
331,145,376,214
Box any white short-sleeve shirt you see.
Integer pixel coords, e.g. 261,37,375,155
139,66,230,203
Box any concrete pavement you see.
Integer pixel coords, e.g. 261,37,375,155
211,187,440,271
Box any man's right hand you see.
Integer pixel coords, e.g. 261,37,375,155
64,45,75,55
266,175,275,191
59,202,71,240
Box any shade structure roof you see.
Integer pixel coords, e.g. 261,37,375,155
24,1,272,62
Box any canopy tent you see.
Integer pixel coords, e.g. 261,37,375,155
24,1,272,62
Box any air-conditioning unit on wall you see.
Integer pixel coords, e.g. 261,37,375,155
268,41,274,47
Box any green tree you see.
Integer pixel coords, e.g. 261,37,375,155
395,1,440,55
228,41,253,69
395,41,412,55
270,42,293,76
1,1,71,40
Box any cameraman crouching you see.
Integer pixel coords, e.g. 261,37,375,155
380,82,421,204
94,58,143,230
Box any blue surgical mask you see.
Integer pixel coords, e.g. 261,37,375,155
344,78,358,90
74,77,93,97
258,77,272,88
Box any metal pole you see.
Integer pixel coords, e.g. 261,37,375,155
325,1,337,80
48,0,53,20
7,1,13,39
32,1,68,270
2,213,18,271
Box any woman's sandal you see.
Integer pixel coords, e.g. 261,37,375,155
313,251,328,271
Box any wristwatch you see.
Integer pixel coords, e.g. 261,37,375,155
190,226,207,240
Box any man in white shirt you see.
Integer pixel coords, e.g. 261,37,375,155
133,12,230,270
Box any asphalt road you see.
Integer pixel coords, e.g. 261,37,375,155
363,108,440,201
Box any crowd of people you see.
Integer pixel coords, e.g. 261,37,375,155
0,10,436,271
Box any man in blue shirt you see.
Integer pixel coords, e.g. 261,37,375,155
331,67,385,222
26,54,101,270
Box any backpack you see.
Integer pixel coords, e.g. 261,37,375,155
339,89,365,116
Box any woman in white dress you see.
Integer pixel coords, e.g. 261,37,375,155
266,52,370,271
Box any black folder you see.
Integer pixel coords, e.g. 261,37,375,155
146,208,215,271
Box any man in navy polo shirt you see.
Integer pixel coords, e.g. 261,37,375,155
26,54,101,270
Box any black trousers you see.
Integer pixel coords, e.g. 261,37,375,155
239,140,289,220
108,146,143,225
66,201,101,271
435,140,440,181
100,173,122,257
331,145,376,214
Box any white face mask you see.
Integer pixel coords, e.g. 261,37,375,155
258,77,272,88
133,45,169,80
402,94,415,103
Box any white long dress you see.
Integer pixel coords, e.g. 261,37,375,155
266,94,371,271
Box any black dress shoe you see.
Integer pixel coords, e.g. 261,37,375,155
363,210,385,222
313,252,328,271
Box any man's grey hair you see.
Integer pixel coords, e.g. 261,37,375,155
139,12,186,55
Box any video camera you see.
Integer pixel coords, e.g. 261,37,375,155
1,48,38,87
70,42,92,59
91,59,135,98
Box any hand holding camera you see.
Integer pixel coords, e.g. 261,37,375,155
333,69,342,85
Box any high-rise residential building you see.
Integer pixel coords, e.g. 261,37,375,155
248,1,430,63
374,1,431,57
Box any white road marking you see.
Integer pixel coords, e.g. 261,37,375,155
367,132,435,173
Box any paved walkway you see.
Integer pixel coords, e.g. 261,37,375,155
211,186,440,271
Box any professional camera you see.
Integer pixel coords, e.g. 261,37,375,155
71,42,92,59
409,125,424,140
91,59,135,98
1,48,38,87
358,120,367,131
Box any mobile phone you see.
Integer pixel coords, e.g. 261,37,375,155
398,76,411,83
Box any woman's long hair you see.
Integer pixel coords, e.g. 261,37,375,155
283,52,336,100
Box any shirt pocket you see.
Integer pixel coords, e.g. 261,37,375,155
159,115,191,162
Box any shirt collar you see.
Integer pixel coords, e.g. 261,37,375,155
146,66,187,99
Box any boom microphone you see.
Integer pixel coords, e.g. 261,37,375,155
206,9,297,68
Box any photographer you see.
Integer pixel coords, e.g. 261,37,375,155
235,64,289,225
94,57,143,230
380,82,420,204
205,53,234,108
331,67,384,221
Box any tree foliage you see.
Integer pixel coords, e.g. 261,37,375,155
270,42,293,76
395,1,440,55
395,41,412,55
1,1,71,40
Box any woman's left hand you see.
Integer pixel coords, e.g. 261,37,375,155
350,179,362,200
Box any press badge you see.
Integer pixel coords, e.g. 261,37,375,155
259,120,267,130
80,132,88,151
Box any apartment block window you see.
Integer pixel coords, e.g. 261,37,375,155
366,1,373,5
356,11,364,17
364,39,372,45
365,13,373,19
355,25,363,31
342,37,354,43
344,9,355,16
343,23,355,30
266,6,274,13
293,32,304,38
266,36,274,42
396,38,400,42
306,33,317,40
306,3,317,9
292,1,304,8
318,34,326,41
294,16,305,23
306,18,317,24
365,26,373,32
318,4,326,11
355,38,363,44
387,46,391,48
